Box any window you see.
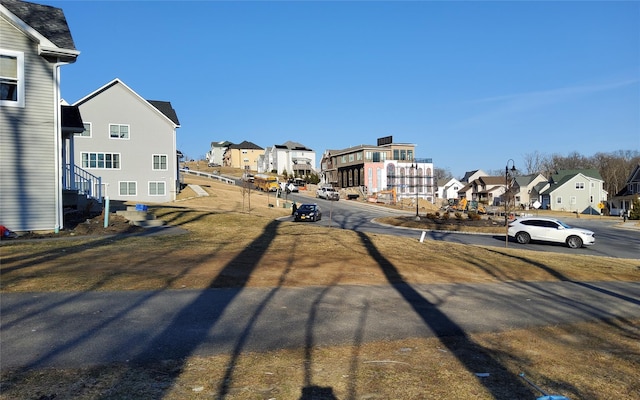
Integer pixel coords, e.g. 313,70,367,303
407,150,413,161
348,154,354,162
75,122,91,137
149,181,166,196
393,149,399,160
109,124,129,139
575,182,585,190
0,50,24,107
556,197,562,204
356,152,362,161
152,154,168,170
81,152,120,169
119,181,137,196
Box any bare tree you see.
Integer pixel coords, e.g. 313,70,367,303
433,167,453,181
522,151,548,175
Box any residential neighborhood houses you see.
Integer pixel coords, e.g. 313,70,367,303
0,0,638,233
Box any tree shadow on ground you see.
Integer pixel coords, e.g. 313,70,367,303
356,231,535,399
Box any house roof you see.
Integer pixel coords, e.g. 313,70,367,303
210,141,233,148
458,182,473,193
1,0,78,53
551,169,603,183
228,140,263,150
478,176,506,185
73,78,180,128
540,169,603,195
282,140,312,151
514,174,543,187
148,100,180,126
614,164,640,196
61,105,84,134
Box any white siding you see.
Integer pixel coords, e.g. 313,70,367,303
0,17,58,231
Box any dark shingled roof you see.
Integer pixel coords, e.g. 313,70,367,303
148,100,180,126
228,140,263,150
61,105,84,133
1,0,77,50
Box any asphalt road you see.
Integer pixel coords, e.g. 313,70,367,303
2,281,638,370
288,193,640,259
2,186,638,374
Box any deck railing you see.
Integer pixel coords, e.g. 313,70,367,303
63,164,103,202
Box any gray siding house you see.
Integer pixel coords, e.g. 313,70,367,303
73,79,180,203
1,0,80,231
538,169,607,214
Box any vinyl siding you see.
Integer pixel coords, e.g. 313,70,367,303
0,17,57,231
74,82,177,203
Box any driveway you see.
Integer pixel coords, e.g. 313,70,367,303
2,281,638,370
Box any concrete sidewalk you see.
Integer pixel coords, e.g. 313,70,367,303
2,280,638,370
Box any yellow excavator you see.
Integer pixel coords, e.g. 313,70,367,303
369,188,397,204
446,198,486,213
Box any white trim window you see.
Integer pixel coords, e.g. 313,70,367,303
152,154,168,170
149,181,166,196
0,50,25,107
119,181,137,196
75,122,92,138
109,124,130,139
81,152,121,169
556,196,563,204
575,182,585,190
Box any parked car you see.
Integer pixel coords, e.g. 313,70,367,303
293,204,322,222
507,217,595,249
316,186,339,201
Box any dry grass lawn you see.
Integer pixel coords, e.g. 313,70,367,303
1,174,639,399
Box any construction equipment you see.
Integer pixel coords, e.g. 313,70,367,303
369,188,396,204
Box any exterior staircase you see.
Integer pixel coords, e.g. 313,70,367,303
115,206,166,228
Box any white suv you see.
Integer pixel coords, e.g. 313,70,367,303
316,186,339,201
507,217,595,249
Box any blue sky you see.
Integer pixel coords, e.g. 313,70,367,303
47,0,639,179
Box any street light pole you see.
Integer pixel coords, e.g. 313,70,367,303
412,162,420,220
505,159,516,247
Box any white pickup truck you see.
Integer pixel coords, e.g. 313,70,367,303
316,186,340,201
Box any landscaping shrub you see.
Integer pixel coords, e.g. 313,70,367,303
468,211,482,221
630,198,640,220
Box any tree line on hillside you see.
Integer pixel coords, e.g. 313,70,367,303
434,150,640,198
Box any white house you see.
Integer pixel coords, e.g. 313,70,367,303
206,141,231,166
258,141,316,176
73,79,181,203
436,178,463,205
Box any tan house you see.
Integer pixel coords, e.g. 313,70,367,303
512,174,548,208
223,140,263,170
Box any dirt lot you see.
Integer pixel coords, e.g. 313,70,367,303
1,173,638,400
